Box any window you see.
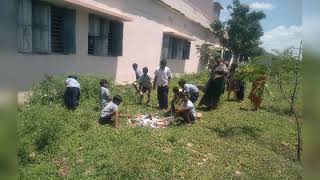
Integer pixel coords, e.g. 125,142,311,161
17,0,76,54
161,35,191,60
88,14,123,57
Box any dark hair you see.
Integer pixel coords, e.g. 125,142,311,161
113,95,123,104
178,79,186,85
100,79,108,87
143,67,148,72
172,86,179,93
160,60,167,66
132,63,138,68
68,75,78,80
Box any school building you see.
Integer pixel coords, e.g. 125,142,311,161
1,0,223,90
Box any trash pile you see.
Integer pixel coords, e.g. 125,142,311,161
128,114,175,128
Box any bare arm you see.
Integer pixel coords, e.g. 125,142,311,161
114,111,119,128
176,106,191,113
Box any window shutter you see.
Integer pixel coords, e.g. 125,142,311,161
89,15,100,36
63,9,76,54
99,19,109,56
17,0,32,53
161,35,169,60
168,37,173,59
32,3,51,53
110,21,123,56
171,38,178,59
183,41,191,59
177,39,184,60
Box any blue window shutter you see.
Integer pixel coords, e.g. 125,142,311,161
110,21,123,56
99,19,109,56
183,41,191,59
168,37,173,59
177,39,184,60
161,35,169,60
17,0,32,53
32,3,51,53
172,38,178,59
63,9,76,54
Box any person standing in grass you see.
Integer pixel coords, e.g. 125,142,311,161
153,59,172,110
226,63,239,101
137,67,152,104
100,79,111,109
132,63,143,93
178,79,199,103
99,95,122,128
176,93,197,127
249,75,267,110
64,75,80,110
199,59,228,109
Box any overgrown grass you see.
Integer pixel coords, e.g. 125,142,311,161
18,72,302,179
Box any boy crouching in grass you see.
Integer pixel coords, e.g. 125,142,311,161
137,67,152,104
100,79,112,109
175,93,197,127
170,86,183,115
99,95,122,128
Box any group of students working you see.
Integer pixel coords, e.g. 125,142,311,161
64,59,246,128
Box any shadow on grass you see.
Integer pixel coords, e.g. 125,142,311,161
207,126,262,139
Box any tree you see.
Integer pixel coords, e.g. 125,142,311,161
269,44,303,161
211,0,266,62
196,44,221,68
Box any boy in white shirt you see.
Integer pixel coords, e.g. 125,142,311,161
132,63,143,93
100,95,122,128
138,67,152,104
176,93,197,126
64,75,80,110
100,79,111,109
178,79,199,103
153,60,172,110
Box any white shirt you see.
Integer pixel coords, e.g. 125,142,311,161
135,69,143,80
65,78,80,89
101,101,118,118
184,84,199,94
154,67,172,87
100,87,110,108
186,100,196,117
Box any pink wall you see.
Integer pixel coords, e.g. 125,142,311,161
1,0,219,90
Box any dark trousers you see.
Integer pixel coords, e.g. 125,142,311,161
189,92,199,103
157,85,169,109
64,87,80,110
236,81,246,101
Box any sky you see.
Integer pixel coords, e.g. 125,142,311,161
217,0,302,53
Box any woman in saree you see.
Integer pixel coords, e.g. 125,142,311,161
248,75,267,110
199,59,228,109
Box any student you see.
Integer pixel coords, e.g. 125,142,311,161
226,63,238,101
64,75,80,110
178,79,199,103
99,95,122,128
132,63,143,80
100,79,111,109
138,67,152,104
176,93,197,126
153,59,172,110
170,86,183,115
132,63,143,93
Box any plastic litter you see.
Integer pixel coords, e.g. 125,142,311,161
128,114,175,128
